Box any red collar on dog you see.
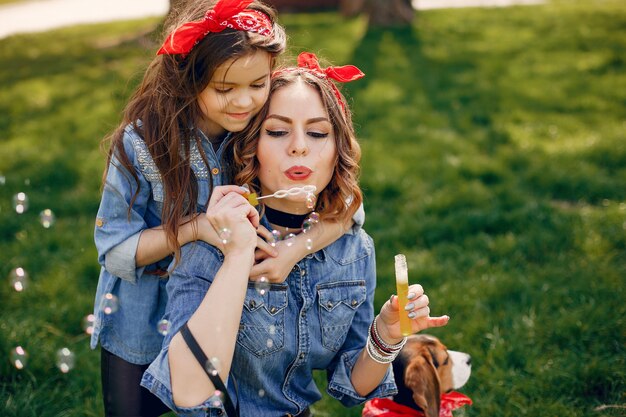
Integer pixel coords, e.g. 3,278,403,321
362,392,472,417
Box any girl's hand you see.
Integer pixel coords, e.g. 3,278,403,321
249,228,300,283
206,185,250,211
206,191,258,255
377,284,450,343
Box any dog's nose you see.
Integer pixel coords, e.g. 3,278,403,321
466,356,472,366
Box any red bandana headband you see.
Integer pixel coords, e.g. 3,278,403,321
274,52,365,113
158,0,273,56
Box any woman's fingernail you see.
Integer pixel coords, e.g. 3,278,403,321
390,295,394,302
408,312,416,319
407,292,416,300
404,303,415,311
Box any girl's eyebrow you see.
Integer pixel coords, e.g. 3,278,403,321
266,115,330,124
213,74,269,86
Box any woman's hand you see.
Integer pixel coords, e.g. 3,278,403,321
249,225,300,283
377,284,450,344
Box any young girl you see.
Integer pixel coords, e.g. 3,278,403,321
141,53,450,417
91,2,341,416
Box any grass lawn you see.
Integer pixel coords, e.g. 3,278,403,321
1,0,625,416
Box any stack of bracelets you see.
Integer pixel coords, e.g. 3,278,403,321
366,316,408,364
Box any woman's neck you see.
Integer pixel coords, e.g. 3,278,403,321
264,204,311,234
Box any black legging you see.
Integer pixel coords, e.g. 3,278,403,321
101,348,171,417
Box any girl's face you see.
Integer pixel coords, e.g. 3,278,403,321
256,80,336,214
197,50,272,137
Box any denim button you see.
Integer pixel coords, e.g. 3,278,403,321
327,301,333,309
270,306,277,314
249,300,256,309
351,299,358,307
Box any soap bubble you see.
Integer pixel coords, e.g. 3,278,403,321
157,319,170,336
56,347,75,373
302,218,313,234
39,209,56,228
270,230,281,247
258,389,266,398
100,293,119,315
0,175,5,185
82,314,96,335
210,390,223,407
254,276,270,295
308,212,320,223
205,356,221,377
284,233,296,247
306,193,316,209
9,267,29,292
219,228,231,245
305,238,313,251
12,192,28,214
10,346,28,369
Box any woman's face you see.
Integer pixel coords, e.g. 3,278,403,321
197,50,272,137
256,79,336,214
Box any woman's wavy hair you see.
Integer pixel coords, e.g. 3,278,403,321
226,68,362,225
102,0,286,263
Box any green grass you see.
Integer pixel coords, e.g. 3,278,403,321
1,1,625,416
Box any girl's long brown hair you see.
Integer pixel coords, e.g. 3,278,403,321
226,69,363,225
102,0,286,263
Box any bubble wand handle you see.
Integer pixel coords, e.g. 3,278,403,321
395,254,413,337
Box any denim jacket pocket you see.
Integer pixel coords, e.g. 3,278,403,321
317,280,367,352
237,283,288,357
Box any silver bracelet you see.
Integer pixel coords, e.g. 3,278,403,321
372,316,407,351
366,333,398,364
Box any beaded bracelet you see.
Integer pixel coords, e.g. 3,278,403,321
371,316,407,352
366,333,397,364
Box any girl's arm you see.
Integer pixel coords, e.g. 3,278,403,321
136,185,276,267
250,218,350,282
349,284,450,396
167,190,258,407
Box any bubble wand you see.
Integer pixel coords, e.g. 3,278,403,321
395,254,413,336
244,185,317,206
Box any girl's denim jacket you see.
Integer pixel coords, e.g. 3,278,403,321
141,221,396,416
91,123,228,364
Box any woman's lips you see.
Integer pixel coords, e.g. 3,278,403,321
285,166,312,181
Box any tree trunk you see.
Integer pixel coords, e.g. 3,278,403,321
340,0,365,17
365,0,414,27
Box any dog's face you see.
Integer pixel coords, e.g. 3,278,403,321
392,334,471,417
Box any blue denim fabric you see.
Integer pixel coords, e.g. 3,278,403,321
141,222,397,416
91,123,229,365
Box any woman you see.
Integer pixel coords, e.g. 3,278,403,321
141,53,449,417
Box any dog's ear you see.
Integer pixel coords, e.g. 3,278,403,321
404,353,441,417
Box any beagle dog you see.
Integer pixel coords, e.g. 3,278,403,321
363,334,472,417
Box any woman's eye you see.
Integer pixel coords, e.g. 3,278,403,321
251,83,266,90
309,132,329,139
265,129,287,137
215,87,232,94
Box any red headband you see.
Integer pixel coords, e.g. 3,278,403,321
274,52,365,113
158,0,273,56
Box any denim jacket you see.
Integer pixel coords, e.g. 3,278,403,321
91,123,228,364
141,222,397,416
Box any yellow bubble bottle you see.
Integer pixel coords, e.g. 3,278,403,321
395,254,412,336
